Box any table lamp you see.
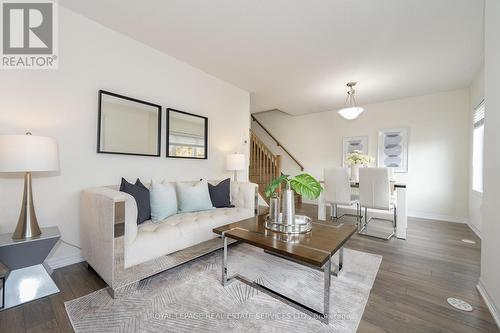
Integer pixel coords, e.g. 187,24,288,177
0,133,60,240
226,153,245,181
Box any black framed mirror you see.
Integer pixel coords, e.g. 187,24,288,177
166,108,208,159
97,90,162,157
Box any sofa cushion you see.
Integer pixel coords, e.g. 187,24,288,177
120,178,150,224
208,178,234,208
149,180,178,222
176,180,214,213
125,207,254,267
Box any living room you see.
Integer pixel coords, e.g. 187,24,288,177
0,1,499,332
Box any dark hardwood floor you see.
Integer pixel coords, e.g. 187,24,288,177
1,203,498,332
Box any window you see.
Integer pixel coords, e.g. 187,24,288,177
472,101,485,192
168,133,206,158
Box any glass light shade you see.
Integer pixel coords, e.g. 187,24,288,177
338,107,365,120
226,153,245,171
0,135,60,172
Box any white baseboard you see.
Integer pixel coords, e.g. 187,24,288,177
477,279,500,329
407,211,468,224
302,200,469,224
467,223,482,239
46,252,85,270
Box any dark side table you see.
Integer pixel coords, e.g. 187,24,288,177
0,226,60,311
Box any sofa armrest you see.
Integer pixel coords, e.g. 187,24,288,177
230,182,258,214
81,187,138,246
80,186,139,288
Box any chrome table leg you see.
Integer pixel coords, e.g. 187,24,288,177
323,258,331,324
222,233,228,286
332,204,338,219
221,237,337,324
332,247,344,277
394,206,397,233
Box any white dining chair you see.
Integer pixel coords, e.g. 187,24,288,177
358,167,396,240
323,167,361,222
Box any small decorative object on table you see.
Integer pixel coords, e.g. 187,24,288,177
345,150,374,182
264,173,323,234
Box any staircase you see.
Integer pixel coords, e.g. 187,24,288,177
249,128,303,204
249,130,282,201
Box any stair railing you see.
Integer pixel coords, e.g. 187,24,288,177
251,114,304,171
250,130,282,197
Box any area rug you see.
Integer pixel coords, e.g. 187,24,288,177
65,243,382,333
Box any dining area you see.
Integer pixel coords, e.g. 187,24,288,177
317,167,407,240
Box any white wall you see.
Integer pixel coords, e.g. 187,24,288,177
251,118,302,176
0,7,250,267
478,0,500,326
254,89,470,222
469,65,485,237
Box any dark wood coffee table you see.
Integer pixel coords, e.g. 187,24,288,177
213,215,357,324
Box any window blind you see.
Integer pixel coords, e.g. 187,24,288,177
473,100,485,127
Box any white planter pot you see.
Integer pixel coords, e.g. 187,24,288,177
350,164,360,182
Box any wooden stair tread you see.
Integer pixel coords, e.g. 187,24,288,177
250,129,301,205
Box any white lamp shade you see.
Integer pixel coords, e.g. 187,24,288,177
226,153,245,171
338,107,365,120
0,135,60,172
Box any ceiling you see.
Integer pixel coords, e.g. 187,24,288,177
61,0,484,115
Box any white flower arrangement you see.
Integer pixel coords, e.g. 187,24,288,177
346,150,374,166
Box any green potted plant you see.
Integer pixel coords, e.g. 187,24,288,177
265,173,323,224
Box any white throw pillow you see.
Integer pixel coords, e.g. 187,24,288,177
176,180,215,213
149,180,178,222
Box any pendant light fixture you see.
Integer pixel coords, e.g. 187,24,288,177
338,82,364,120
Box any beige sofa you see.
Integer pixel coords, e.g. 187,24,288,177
80,180,258,297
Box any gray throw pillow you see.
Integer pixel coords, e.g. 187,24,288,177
208,178,234,208
120,178,151,224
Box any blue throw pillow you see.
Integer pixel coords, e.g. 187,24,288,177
119,178,150,224
176,180,215,213
149,180,178,222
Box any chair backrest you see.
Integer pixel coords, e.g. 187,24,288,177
323,168,352,205
359,168,391,210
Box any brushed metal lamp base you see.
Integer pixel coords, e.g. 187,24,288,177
12,172,42,240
